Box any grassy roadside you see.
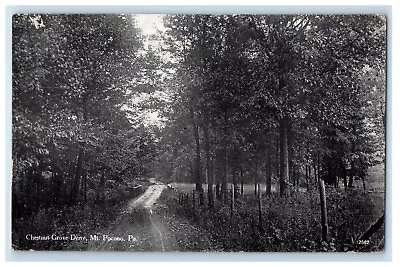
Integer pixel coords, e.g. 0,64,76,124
154,189,225,251
12,184,147,251
159,186,384,252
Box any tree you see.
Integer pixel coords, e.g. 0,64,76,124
12,14,150,214
160,14,385,197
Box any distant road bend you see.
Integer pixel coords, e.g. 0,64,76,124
127,184,167,211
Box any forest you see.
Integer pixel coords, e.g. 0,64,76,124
11,14,386,252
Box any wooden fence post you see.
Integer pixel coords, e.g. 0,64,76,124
231,183,235,218
319,179,328,241
258,183,262,227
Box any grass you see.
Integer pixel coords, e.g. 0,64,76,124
160,183,385,252
12,185,147,251
12,203,124,251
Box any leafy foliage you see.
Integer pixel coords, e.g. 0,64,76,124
12,14,158,236
12,13,386,251
161,186,384,252
157,14,385,191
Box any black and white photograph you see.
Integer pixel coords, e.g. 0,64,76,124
11,13,386,253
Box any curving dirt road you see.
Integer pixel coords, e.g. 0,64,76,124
79,183,169,251
127,184,167,211
126,184,168,251
76,182,219,252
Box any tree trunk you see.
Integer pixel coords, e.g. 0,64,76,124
70,142,84,205
189,107,204,203
279,118,290,197
265,149,272,195
203,122,214,210
349,161,354,188
317,152,321,181
349,124,356,188
212,151,216,201
313,161,318,184
258,183,263,227
254,161,258,196
97,169,106,209
83,172,87,206
305,165,309,191
319,179,329,241
276,131,280,182
240,171,244,196
222,145,228,203
230,183,234,218
287,121,295,186
232,168,238,195
51,170,62,206
70,94,88,206
79,171,87,210
221,113,229,203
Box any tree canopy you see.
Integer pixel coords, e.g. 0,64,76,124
12,13,386,253
155,14,385,196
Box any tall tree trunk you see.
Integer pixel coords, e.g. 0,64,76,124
203,122,214,210
305,165,310,191
51,171,59,206
189,107,204,203
232,167,238,195
319,179,329,241
240,171,244,196
82,172,87,206
222,145,228,203
221,113,229,203
212,155,216,201
70,95,88,206
63,165,72,205
276,130,280,181
254,160,258,196
97,169,106,209
349,125,356,188
70,142,85,205
287,121,295,186
313,161,318,185
349,161,354,188
279,118,290,197
258,183,263,227
317,152,321,181
265,149,272,195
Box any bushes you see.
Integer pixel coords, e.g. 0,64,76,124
12,205,113,250
11,183,144,251
160,187,384,252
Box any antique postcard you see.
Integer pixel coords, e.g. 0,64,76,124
11,13,386,253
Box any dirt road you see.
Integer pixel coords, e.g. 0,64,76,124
127,184,167,211
74,182,220,251
84,184,171,251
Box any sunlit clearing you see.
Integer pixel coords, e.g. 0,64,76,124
134,14,165,36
